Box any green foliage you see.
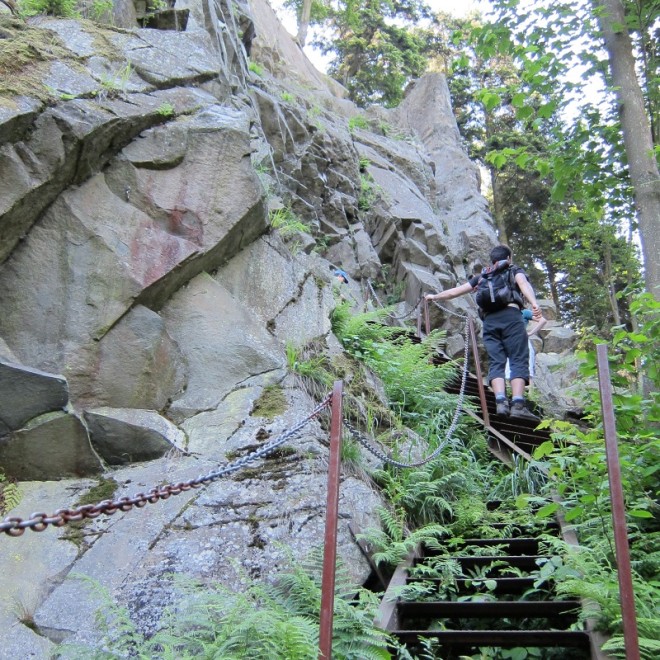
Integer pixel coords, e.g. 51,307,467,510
87,0,113,22
505,295,660,640
58,552,392,659
156,102,175,117
332,306,462,428
357,506,448,567
448,6,644,331
358,172,379,211
602,618,660,659
310,0,432,107
281,91,295,102
348,114,369,132
286,341,334,388
248,60,264,76
18,0,77,16
372,441,491,528
269,207,310,237
99,63,133,95
0,471,21,515
339,435,362,466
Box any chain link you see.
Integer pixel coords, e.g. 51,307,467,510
429,299,470,320
344,316,471,468
366,279,421,321
366,279,384,309
1,395,332,537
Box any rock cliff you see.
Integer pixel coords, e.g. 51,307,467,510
0,1,574,655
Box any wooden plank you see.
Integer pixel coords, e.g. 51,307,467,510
391,629,591,648
398,599,581,620
348,522,387,590
374,546,419,631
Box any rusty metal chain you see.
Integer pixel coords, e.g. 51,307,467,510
429,298,470,320
345,316,471,468
1,395,332,537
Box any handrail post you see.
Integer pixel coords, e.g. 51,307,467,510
318,380,344,659
468,318,489,426
596,345,640,660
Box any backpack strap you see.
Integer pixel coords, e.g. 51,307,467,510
507,266,525,308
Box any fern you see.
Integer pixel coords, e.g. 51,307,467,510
601,618,660,659
0,472,21,514
357,509,448,568
57,551,393,660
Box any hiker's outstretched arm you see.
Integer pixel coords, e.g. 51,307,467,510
514,273,541,319
528,317,547,337
426,281,474,302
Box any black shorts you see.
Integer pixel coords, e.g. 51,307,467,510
482,306,530,384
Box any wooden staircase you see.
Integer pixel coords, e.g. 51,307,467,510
377,507,593,658
374,346,607,658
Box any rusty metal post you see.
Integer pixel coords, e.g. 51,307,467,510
596,345,640,660
318,380,344,659
468,318,489,426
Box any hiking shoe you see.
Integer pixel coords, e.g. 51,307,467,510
510,401,540,421
496,398,510,416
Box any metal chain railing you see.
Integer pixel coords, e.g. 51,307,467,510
365,279,419,321
344,316,471,468
1,395,332,537
1,298,476,537
428,298,469,320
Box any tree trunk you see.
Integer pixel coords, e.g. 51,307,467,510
483,106,509,244
593,0,660,300
602,242,622,325
297,0,312,47
545,260,562,316
489,167,509,244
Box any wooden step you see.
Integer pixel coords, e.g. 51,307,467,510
398,599,581,624
390,629,591,649
406,576,536,595
424,537,540,556
414,555,548,575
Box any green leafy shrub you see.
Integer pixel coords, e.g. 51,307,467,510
511,293,660,641
348,115,369,133
18,0,77,15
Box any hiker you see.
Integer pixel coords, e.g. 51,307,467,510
334,269,349,284
425,245,542,420
505,309,547,389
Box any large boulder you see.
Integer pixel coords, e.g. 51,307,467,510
160,272,284,422
84,408,187,465
0,411,103,480
0,361,69,436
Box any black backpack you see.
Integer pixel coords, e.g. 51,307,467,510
474,261,524,314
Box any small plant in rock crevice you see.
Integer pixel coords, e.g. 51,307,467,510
348,114,369,133
269,207,310,237
0,471,21,515
248,60,264,76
